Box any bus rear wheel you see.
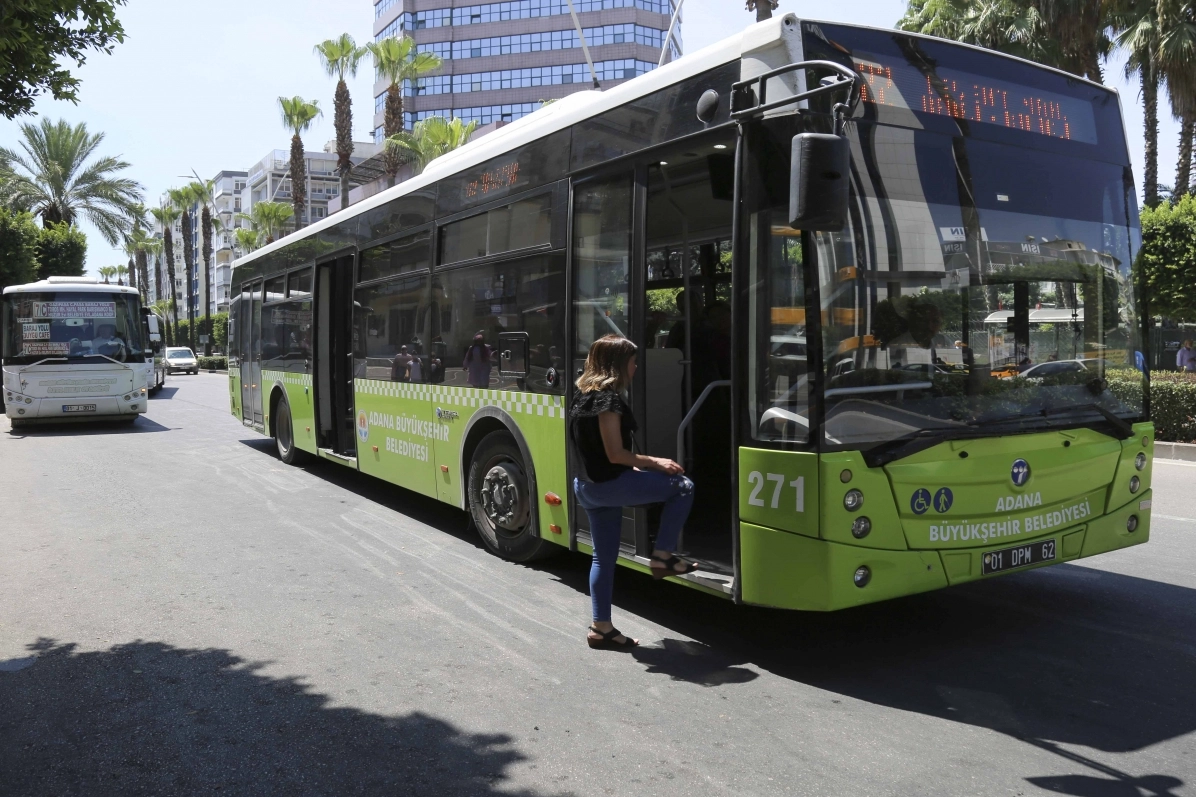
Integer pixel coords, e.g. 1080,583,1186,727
468,430,553,562
274,395,310,466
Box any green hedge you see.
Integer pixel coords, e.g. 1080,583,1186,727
197,356,227,371
1108,370,1196,443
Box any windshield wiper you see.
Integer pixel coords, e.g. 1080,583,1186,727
862,426,989,468
1040,402,1135,439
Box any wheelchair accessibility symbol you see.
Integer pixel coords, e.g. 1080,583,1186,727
934,487,954,513
911,488,932,515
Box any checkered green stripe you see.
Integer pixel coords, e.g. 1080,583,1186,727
356,379,564,418
262,369,312,387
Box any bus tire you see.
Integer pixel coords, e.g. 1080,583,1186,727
467,430,553,562
274,395,310,466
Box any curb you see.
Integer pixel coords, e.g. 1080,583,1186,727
1155,441,1196,462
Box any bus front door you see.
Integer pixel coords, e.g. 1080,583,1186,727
241,281,263,428
638,136,737,576
315,255,357,458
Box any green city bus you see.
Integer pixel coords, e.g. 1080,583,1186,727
228,15,1153,611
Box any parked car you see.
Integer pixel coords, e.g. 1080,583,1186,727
1002,358,1105,381
165,346,199,375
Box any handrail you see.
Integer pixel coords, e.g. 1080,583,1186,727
677,380,731,464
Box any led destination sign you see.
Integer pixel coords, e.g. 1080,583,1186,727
853,53,1099,144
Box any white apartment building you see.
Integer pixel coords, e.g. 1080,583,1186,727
243,147,371,230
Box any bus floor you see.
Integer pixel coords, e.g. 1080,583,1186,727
649,456,735,575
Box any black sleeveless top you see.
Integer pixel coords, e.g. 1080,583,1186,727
569,389,636,483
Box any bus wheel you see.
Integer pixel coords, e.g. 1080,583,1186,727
274,396,309,466
468,431,553,562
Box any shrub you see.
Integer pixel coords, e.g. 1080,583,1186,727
0,208,40,291
198,356,227,371
1108,370,1196,443
35,221,86,280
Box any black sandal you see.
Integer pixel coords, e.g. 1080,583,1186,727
587,626,639,650
649,554,699,580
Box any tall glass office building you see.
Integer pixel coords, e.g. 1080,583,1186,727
372,0,680,137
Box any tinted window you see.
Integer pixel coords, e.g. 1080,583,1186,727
288,269,312,298
436,130,570,216
570,61,738,171
353,274,434,383
359,230,432,283
263,299,313,373
264,275,285,303
440,194,553,265
437,253,565,392
360,190,436,242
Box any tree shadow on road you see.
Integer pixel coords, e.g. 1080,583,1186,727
231,439,1194,793
0,638,565,797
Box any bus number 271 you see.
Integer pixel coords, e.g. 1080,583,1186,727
746,471,805,512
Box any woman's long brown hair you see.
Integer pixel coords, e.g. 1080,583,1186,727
576,334,637,394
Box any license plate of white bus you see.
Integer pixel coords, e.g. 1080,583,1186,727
983,539,1056,575
62,404,96,413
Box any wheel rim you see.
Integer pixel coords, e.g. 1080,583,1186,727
478,458,529,537
276,407,292,456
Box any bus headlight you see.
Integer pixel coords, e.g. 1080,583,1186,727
24,397,31,404
1127,515,1139,532
1135,452,1146,471
1129,476,1140,493
853,566,871,588
123,394,131,401
844,489,864,512
851,516,872,538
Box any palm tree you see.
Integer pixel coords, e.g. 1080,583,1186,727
125,226,154,302
1158,0,1196,196
899,0,1054,63
233,226,260,255
746,0,778,21
150,204,181,331
366,37,443,186
115,264,128,286
188,175,217,355
168,187,198,350
0,118,144,245
386,116,478,175
151,298,174,346
98,266,116,284
235,201,293,245
143,236,163,301
1110,0,1162,206
278,96,322,232
1034,0,1109,83
315,34,367,211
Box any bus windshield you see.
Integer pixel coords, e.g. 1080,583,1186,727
748,29,1145,453
1,291,146,365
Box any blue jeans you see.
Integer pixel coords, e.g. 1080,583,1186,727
574,469,695,622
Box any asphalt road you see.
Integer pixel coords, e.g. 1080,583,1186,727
1,371,1194,797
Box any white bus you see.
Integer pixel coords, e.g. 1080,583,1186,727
1,277,151,427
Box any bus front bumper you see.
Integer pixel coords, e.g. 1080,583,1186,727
4,389,148,421
739,491,1151,611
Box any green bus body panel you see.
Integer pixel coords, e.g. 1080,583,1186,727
229,370,242,419
234,367,1153,610
353,380,570,545
819,450,909,550
739,522,947,610
262,371,318,454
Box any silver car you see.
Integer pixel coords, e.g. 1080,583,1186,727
165,346,199,375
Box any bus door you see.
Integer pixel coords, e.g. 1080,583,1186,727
637,134,737,574
314,254,357,457
240,280,263,427
570,171,638,553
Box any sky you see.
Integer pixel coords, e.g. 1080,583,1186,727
0,0,1182,276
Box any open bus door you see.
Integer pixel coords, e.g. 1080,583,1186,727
314,253,357,459
240,280,263,428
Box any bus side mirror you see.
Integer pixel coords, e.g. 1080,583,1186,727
790,133,850,231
